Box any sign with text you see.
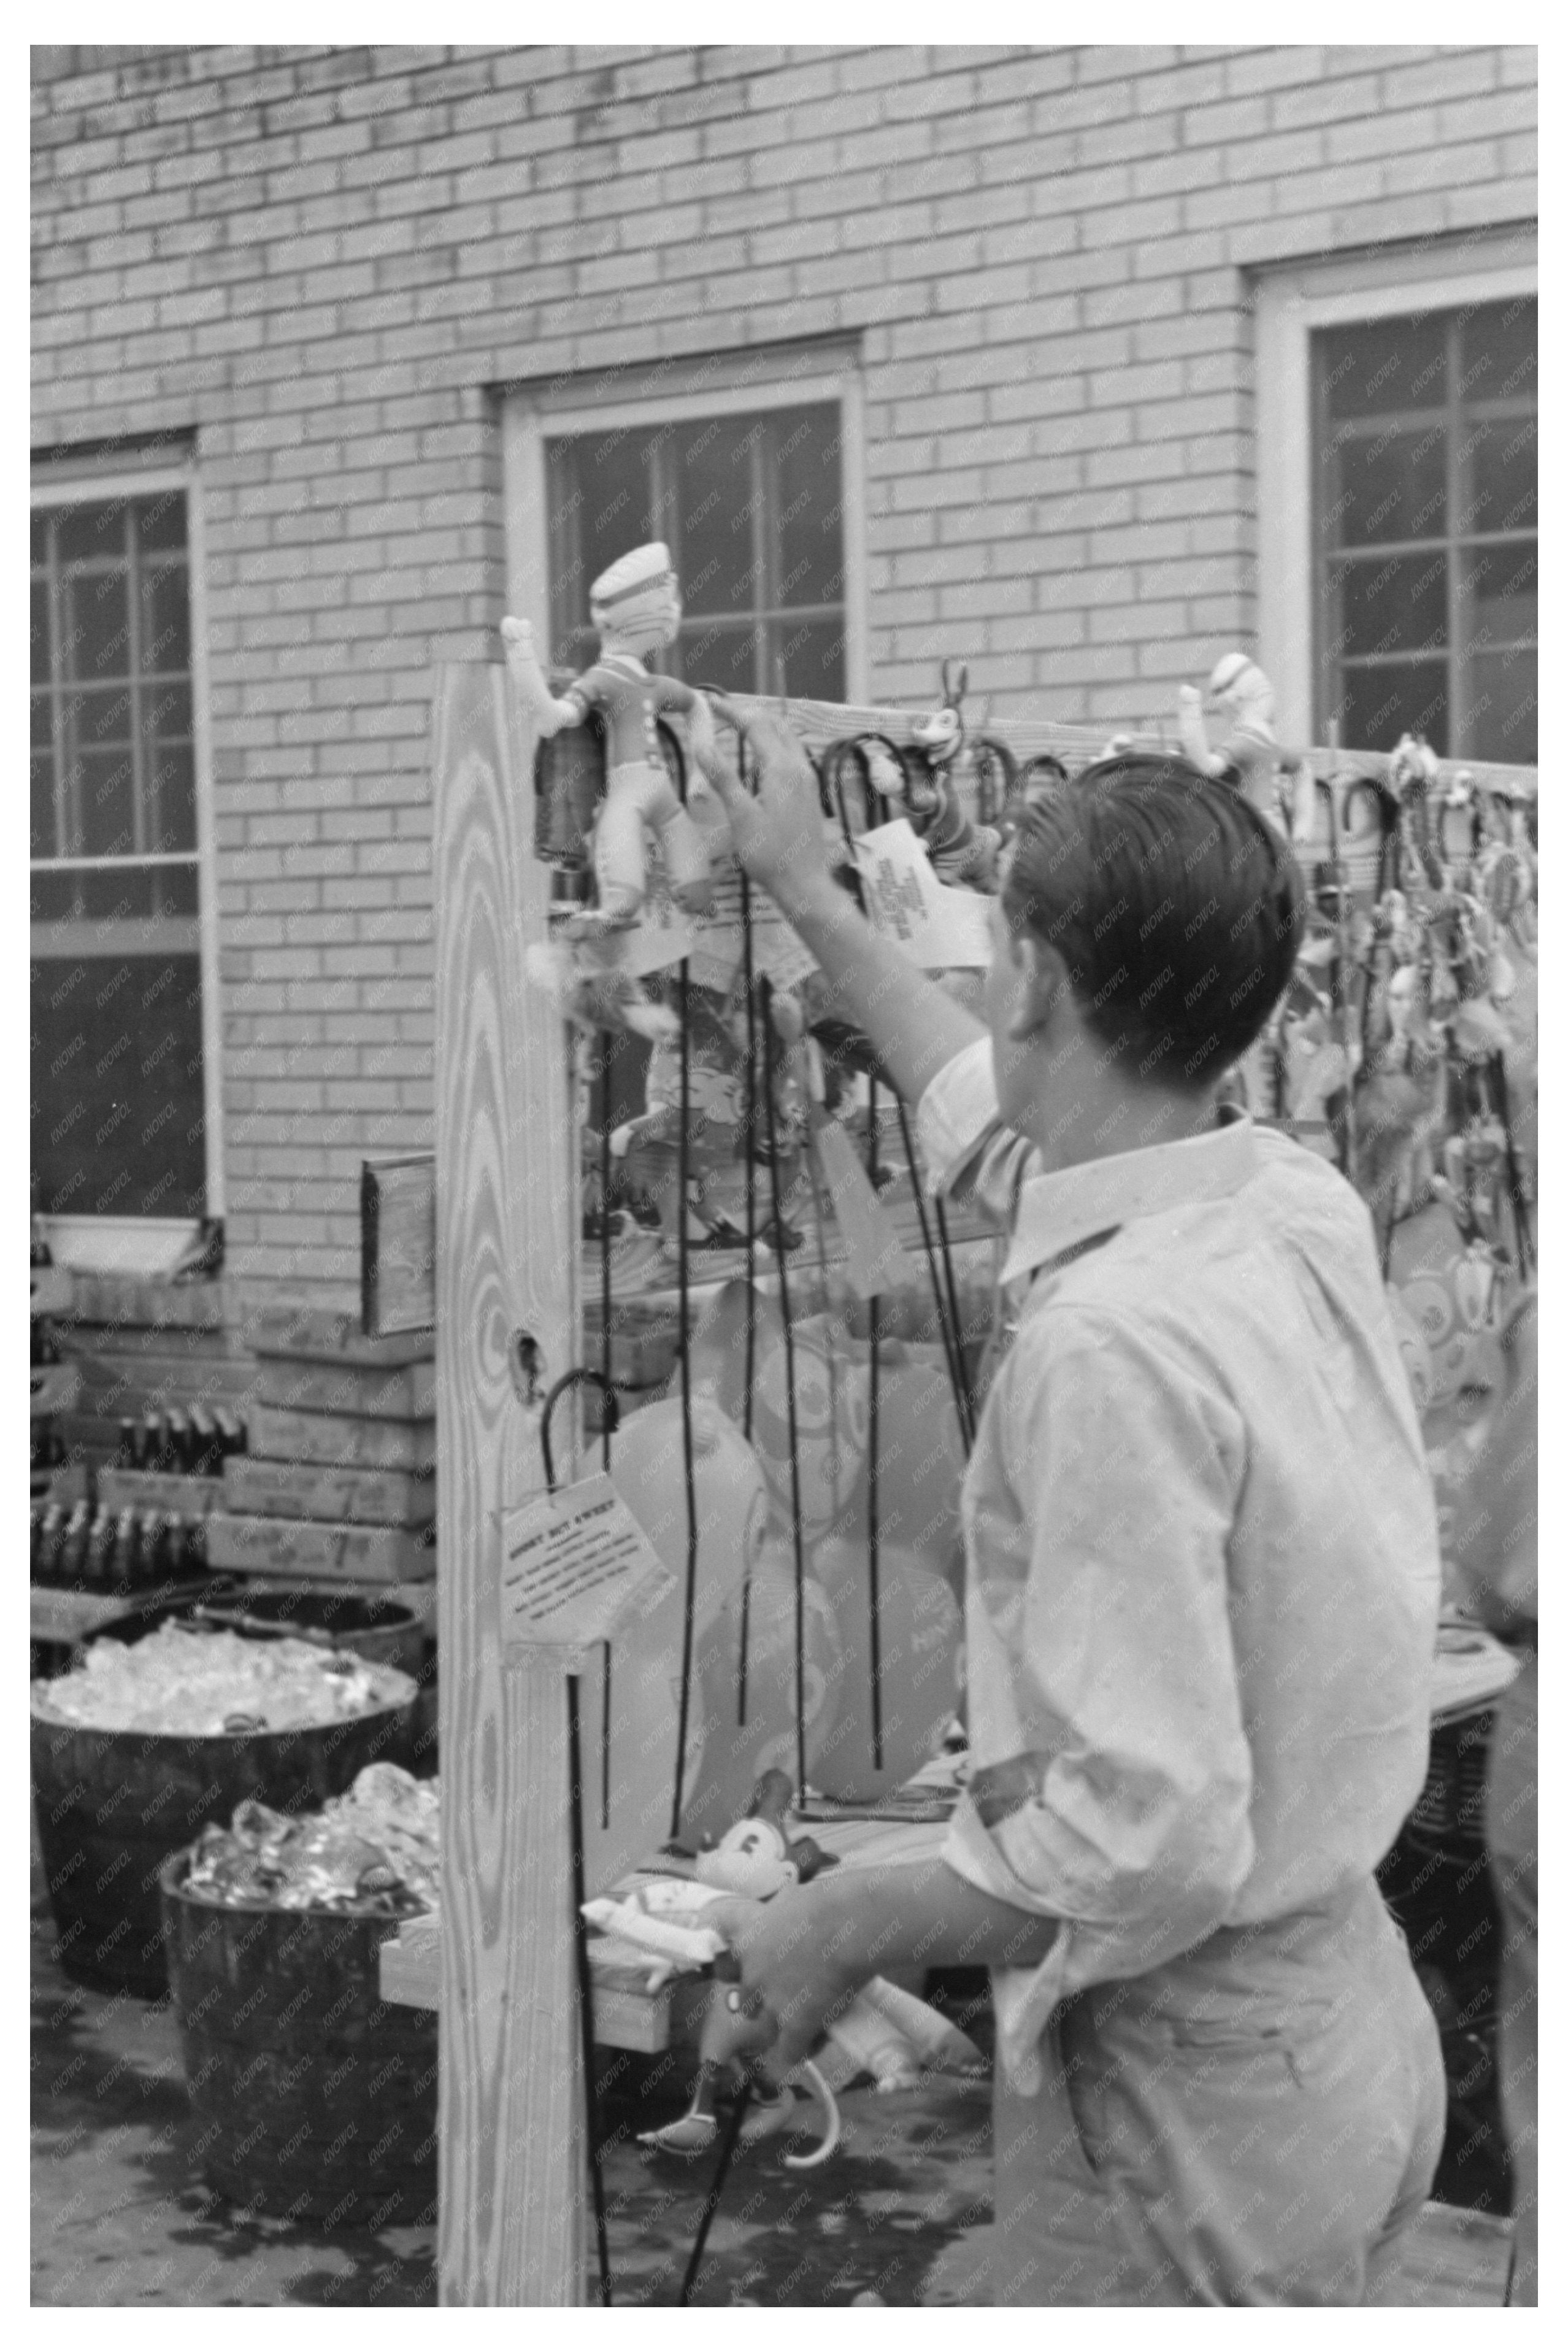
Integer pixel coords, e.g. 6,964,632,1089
499,1471,675,1659
854,819,994,969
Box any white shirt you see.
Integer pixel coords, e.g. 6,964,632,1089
918,1040,1441,2092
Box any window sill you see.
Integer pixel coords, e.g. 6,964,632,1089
41,1217,206,1278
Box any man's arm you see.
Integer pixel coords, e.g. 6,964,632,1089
703,1859,1058,2079
690,706,985,1105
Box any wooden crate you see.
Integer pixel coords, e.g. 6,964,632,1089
97,1468,228,1518
205,1510,436,1584
378,1911,709,2054
223,1455,434,1529
253,1357,436,1422
246,1305,433,1368
248,1402,436,1474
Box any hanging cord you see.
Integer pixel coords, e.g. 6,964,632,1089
539,1371,620,1831
669,963,701,1843
932,1193,977,1440
678,2078,754,2307
566,1668,613,2307
865,1073,883,1772
737,737,760,1729
759,973,810,1802
822,738,975,1451
1486,1050,1534,1278
597,1037,613,1474
536,1370,619,2309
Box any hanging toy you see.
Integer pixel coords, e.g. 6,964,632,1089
1177,652,1302,829
609,982,807,1260
693,1769,830,1897
502,543,718,935
845,666,1007,890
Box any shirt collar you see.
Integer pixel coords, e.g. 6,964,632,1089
1000,1114,1259,1286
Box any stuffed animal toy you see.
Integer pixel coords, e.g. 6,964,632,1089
502,543,718,933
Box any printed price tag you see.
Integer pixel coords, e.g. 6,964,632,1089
853,819,994,969
500,1471,675,1659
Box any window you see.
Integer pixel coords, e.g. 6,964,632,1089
542,401,849,701
1313,298,1536,762
30,482,216,1233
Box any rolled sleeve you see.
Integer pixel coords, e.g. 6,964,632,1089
947,1309,1256,2083
915,1036,1036,1222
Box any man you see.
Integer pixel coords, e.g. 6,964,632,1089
1450,1289,1537,2304
693,711,1447,2306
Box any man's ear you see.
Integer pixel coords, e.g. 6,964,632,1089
1005,934,1065,1041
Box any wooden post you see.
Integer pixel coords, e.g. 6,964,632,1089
432,663,584,2304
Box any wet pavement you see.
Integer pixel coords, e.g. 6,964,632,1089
29,1822,994,2307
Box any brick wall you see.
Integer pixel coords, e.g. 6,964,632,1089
30,43,1537,1301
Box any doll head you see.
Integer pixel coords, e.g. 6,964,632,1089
588,541,682,658
1207,651,1274,727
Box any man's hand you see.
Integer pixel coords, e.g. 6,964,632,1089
690,703,837,922
699,1881,858,2083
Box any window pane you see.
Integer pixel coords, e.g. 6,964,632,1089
671,415,758,618
140,562,191,673
67,565,132,681
153,746,198,854
31,869,77,922
30,954,206,1220
31,756,59,864
77,747,139,860
32,579,52,685
1331,430,1447,547
31,511,49,566
1467,652,1537,764
775,404,844,609
79,867,158,922
1331,553,1447,658
1334,661,1449,758
575,431,655,604
1464,415,1536,536
56,503,126,565
136,490,186,552
156,862,201,917
32,689,55,750
147,677,193,746
677,620,763,696
772,612,847,703
1461,298,1535,406
1464,541,1537,646
1321,314,1447,420
65,681,133,752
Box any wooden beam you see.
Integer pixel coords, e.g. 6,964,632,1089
432,662,584,2305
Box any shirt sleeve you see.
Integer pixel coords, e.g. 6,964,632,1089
914,1035,1037,1226
943,1306,1256,1968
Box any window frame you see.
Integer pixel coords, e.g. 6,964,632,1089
1254,236,1537,752
29,463,225,1249
502,363,869,702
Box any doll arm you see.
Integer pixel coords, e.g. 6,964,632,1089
500,616,584,739
1177,683,1226,777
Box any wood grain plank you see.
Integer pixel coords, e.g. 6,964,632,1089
434,662,584,2305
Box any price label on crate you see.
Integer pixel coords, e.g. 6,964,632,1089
499,1471,675,1662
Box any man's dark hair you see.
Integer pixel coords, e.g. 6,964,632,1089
1001,752,1305,1090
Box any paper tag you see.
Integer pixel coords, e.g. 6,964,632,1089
683,856,819,993
500,1472,676,1658
620,900,696,977
810,1113,914,1298
853,819,994,969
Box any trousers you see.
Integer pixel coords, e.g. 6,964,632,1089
988,1873,1446,2305
1487,1654,1537,2305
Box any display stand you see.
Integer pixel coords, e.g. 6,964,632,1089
431,664,584,2305
428,659,1536,2306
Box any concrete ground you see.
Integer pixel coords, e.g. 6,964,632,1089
30,1827,1512,2308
